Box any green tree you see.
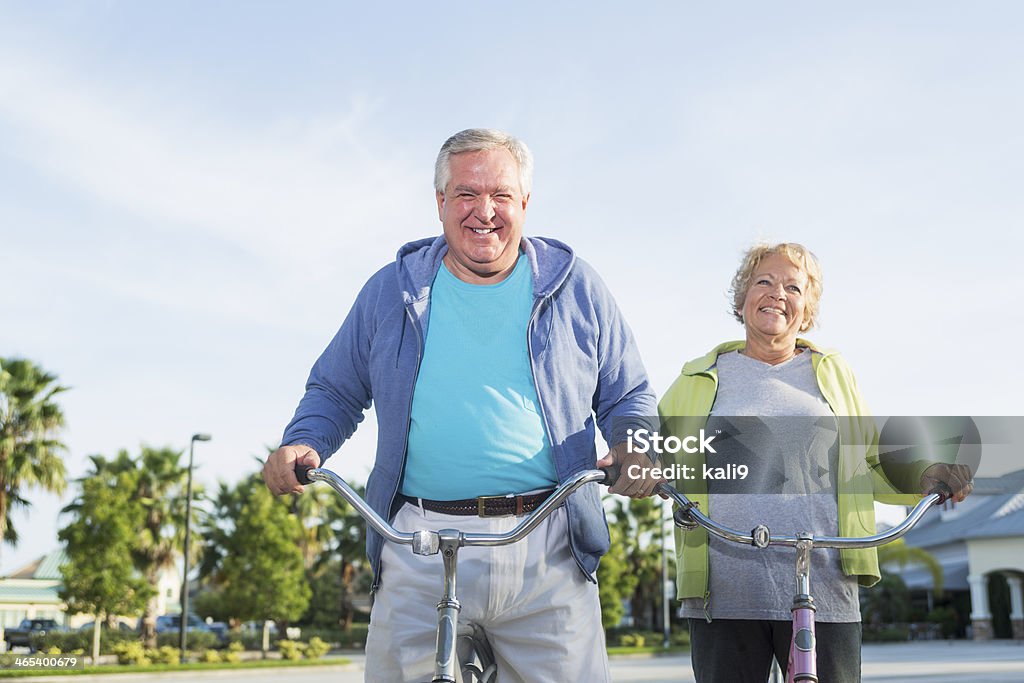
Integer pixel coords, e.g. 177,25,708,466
197,474,262,596
130,447,191,645
862,571,911,625
606,496,671,632
0,358,68,555
202,476,310,644
597,520,638,629
295,484,367,631
79,447,192,646
59,469,154,661
195,474,263,629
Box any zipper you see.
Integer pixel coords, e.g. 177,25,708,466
527,296,556,478
697,369,718,616
526,294,593,581
372,301,424,592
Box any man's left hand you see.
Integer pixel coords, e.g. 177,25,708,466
597,442,666,498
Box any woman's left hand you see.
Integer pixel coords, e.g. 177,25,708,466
920,463,974,503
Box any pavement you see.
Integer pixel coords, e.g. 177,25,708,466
7,640,1024,682
610,640,1024,682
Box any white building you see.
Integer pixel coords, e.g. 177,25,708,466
0,549,183,631
897,469,1024,640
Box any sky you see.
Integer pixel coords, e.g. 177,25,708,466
1,1,1022,575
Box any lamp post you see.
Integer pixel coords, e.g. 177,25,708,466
661,495,671,649
179,433,211,662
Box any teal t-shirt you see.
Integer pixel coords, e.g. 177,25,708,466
401,254,557,500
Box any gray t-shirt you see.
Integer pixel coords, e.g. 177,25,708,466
679,350,861,623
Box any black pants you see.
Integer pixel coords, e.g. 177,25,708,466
688,618,862,683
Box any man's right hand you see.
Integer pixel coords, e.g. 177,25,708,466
263,444,321,496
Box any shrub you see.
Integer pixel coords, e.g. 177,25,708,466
35,629,137,654
926,606,958,638
299,625,366,648
863,625,910,642
223,641,243,663
304,636,330,659
670,629,690,648
150,646,181,665
157,631,218,651
201,649,223,663
618,633,646,648
226,631,277,651
113,641,151,666
277,639,305,660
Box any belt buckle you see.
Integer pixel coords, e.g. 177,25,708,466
477,494,506,517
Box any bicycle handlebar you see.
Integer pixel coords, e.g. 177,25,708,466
295,464,607,554
659,482,946,550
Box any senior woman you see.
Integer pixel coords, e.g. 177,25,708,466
658,243,972,683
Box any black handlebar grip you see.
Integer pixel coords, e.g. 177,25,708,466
927,480,954,503
601,463,620,487
295,463,313,486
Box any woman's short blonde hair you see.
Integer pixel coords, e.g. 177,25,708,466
729,242,823,332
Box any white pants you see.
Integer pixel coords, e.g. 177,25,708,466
364,503,611,683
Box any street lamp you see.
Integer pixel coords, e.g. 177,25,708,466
661,495,671,649
180,433,211,662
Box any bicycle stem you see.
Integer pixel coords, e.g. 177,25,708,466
794,534,813,599
789,535,818,682
434,531,462,683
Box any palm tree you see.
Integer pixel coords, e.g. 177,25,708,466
877,539,945,596
305,484,367,631
75,447,191,646
196,471,264,628
0,358,68,559
132,447,191,646
608,496,668,632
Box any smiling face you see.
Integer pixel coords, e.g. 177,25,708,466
741,253,810,345
436,148,528,284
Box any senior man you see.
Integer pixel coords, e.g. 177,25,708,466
262,128,659,682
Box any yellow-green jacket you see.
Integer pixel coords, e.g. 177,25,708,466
658,339,926,603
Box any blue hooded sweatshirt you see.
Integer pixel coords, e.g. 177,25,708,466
282,235,657,586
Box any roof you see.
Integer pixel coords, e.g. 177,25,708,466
0,581,62,604
7,550,67,580
902,469,1024,548
898,560,970,591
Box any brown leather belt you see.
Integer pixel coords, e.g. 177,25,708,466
399,490,556,517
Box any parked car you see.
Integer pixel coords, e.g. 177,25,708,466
77,620,136,633
207,621,229,643
241,620,278,634
4,618,65,651
136,613,211,634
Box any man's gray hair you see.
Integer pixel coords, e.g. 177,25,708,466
434,129,534,196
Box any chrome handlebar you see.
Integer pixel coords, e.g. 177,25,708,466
297,466,607,555
659,482,945,549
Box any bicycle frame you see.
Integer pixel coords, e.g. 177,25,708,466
297,465,607,683
659,483,945,683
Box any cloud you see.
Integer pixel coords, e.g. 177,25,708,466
0,45,430,313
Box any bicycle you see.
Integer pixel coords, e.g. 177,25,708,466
295,464,607,683
658,481,950,683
